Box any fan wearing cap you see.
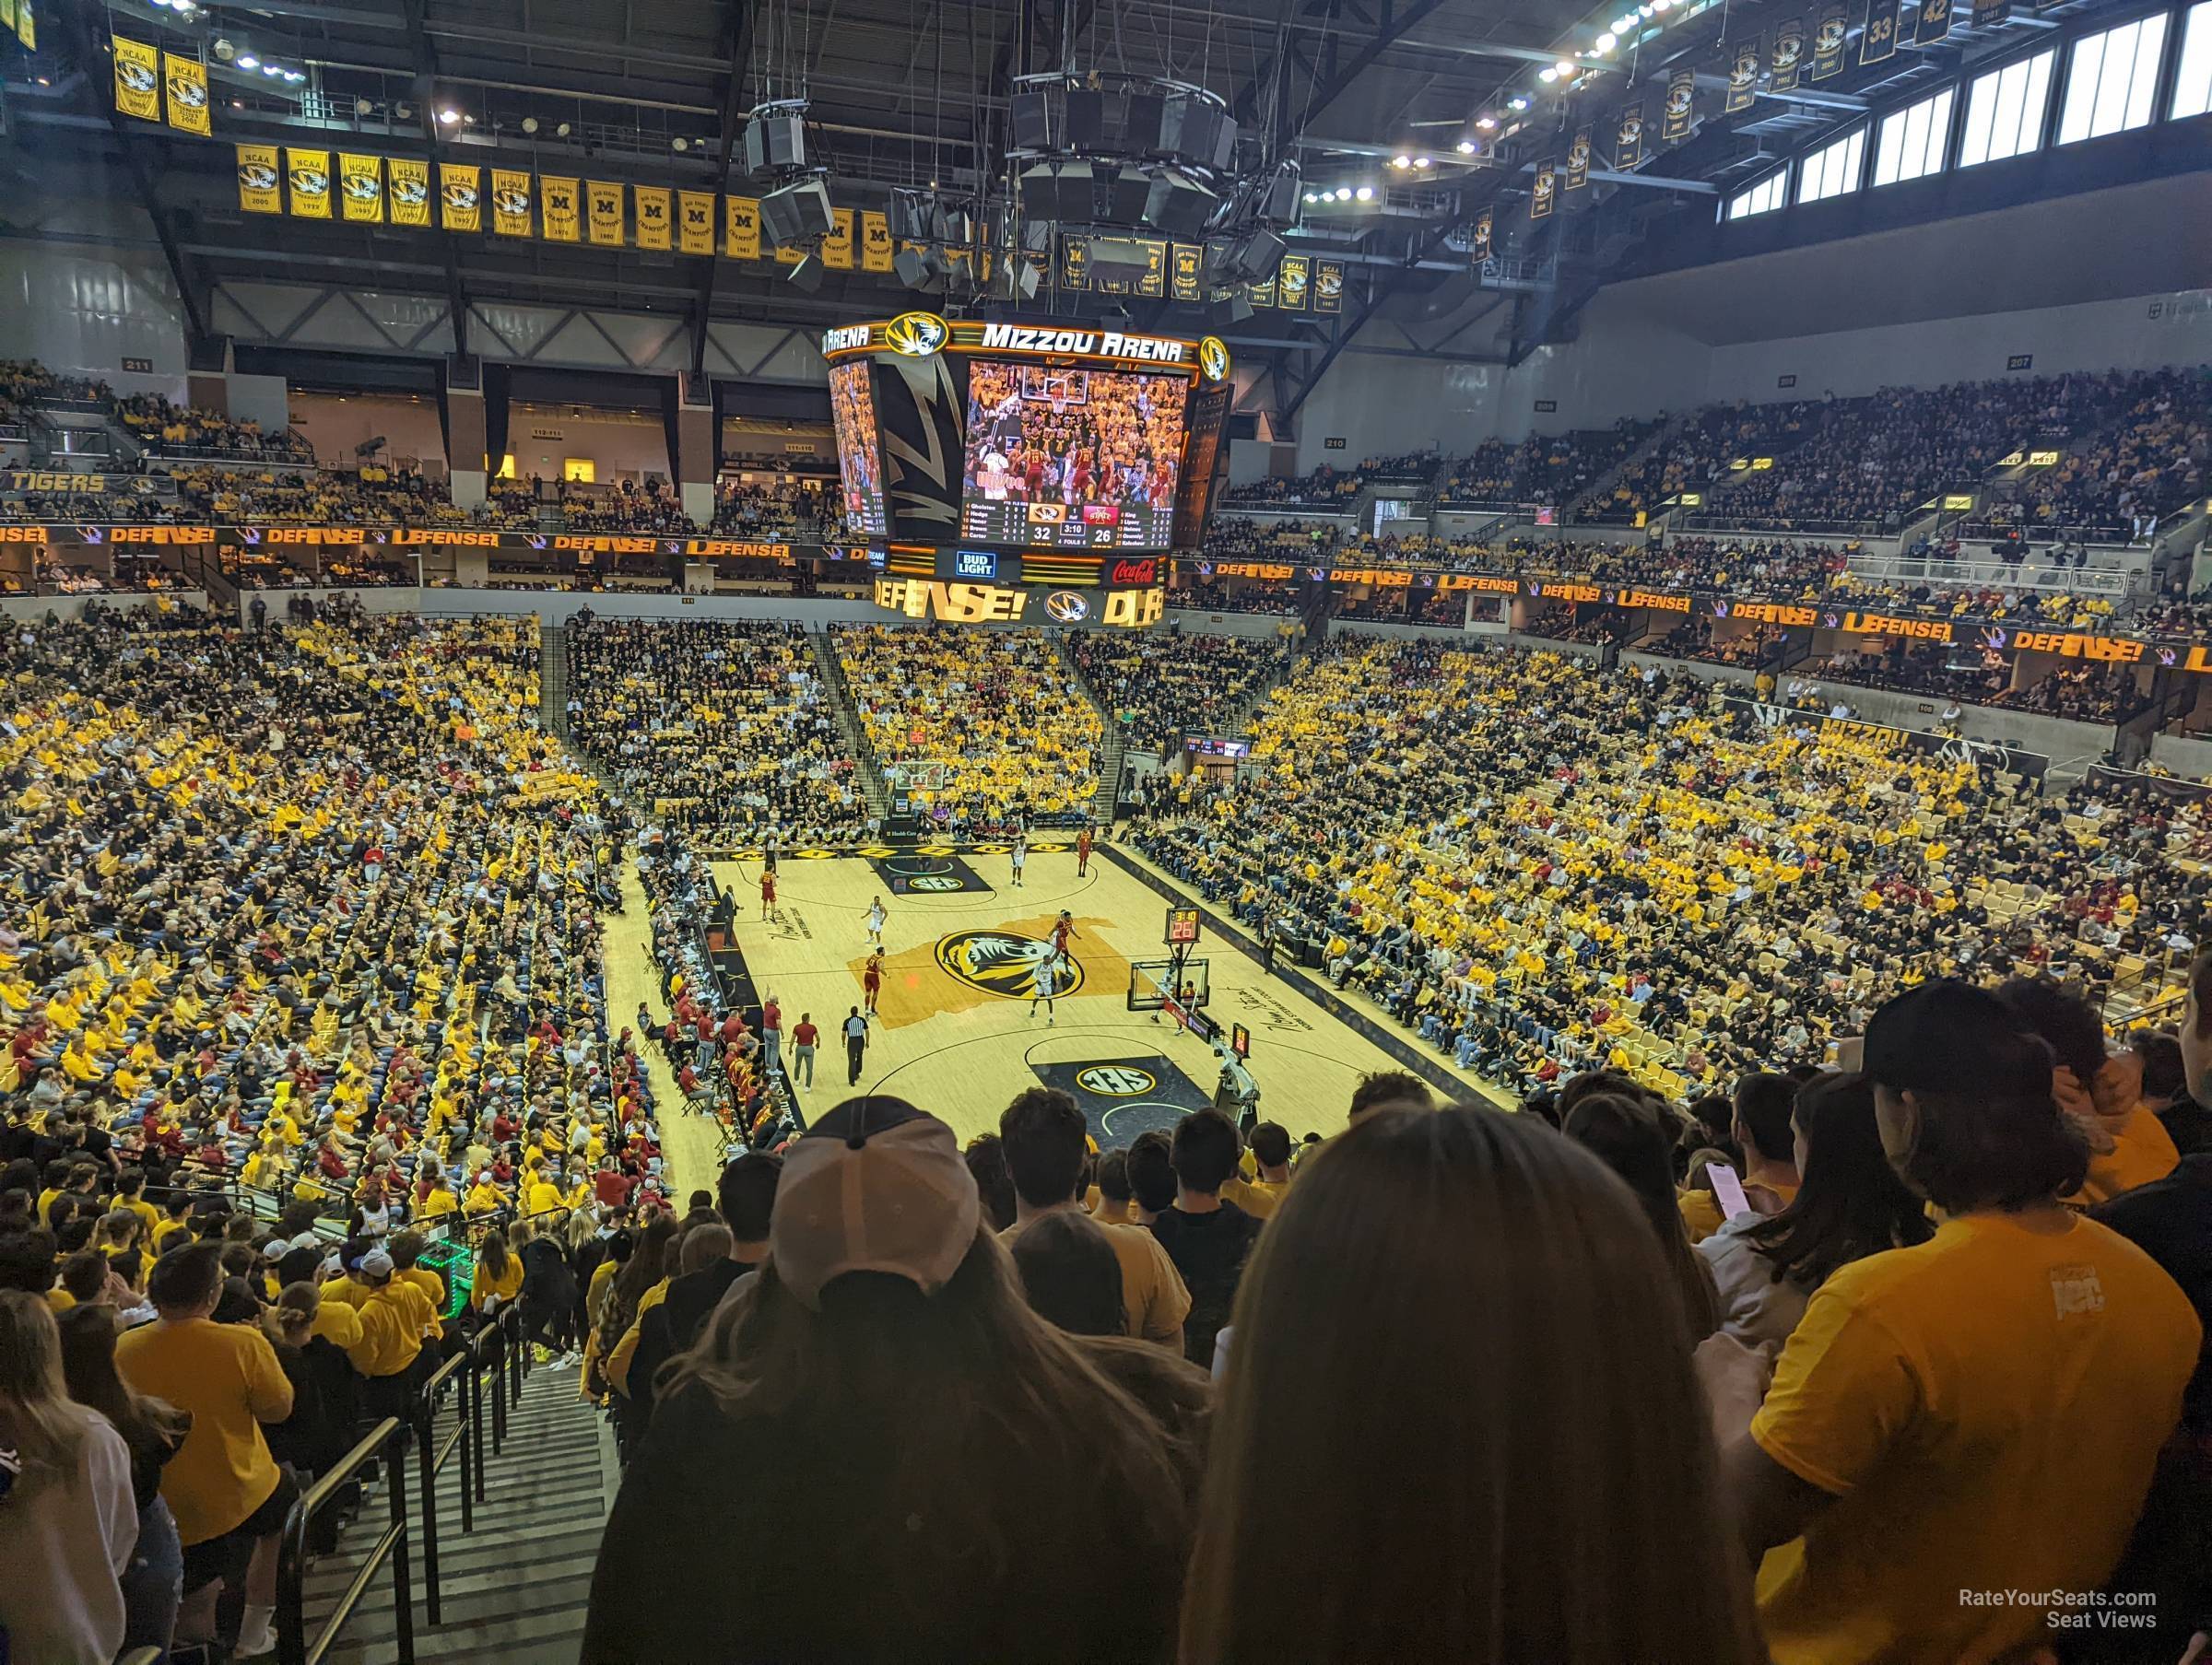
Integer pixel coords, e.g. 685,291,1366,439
1703,981,2201,1665
581,1096,1208,1665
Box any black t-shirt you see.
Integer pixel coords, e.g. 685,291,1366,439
1148,1201,1263,1370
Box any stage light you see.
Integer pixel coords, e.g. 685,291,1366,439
1414,155,1431,168
522,116,538,134
1456,139,1477,154
394,102,412,119
1303,191,1318,204
1476,115,1497,129
1556,58,1575,74
1391,154,1412,169
262,65,282,76
1509,96,1529,110
1354,184,1374,201
284,71,305,84
556,122,571,136
1596,31,1618,50
1539,66,1558,81
439,108,461,124
672,136,689,151
236,54,259,68
1614,13,1635,29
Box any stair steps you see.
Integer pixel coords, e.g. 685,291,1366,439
807,627,891,820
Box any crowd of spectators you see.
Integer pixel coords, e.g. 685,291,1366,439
566,618,867,848
1220,451,1436,508
562,478,688,534
1437,419,1656,508
1071,628,1288,754
1979,367,2211,543
116,395,313,464
709,477,838,538
832,625,1101,826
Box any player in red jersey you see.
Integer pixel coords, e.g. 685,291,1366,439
1076,825,1093,877
862,950,884,1016
759,867,778,920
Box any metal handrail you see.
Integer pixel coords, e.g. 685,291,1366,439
275,1416,413,1665
412,1346,473,1626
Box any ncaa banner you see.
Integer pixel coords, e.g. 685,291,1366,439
1663,66,1697,141
587,182,624,246
287,148,333,218
634,186,672,249
1971,0,2008,25
1565,127,1593,190
1276,252,1310,310
113,38,161,123
14,0,30,51
489,169,533,236
1811,8,1851,77
1914,0,1952,43
540,175,581,241
1726,33,1763,111
723,195,761,259
861,210,892,271
823,206,855,269
338,153,382,222
1530,158,1557,219
1771,18,1806,90
1860,0,1900,63
1314,258,1344,314
677,191,714,254
1471,207,1493,261
440,163,481,231
1616,101,1646,168
1171,243,1203,302
387,158,429,227
236,145,282,215
162,53,211,136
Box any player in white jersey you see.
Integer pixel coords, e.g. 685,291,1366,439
1029,956,1059,1024
1009,836,1027,887
865,896,888,947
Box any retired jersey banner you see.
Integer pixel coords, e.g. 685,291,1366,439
440,163,481,231
822,206,855,269
113,38,161,123
540,175,581,241
634,185,672,249
236,145,282,215
338,153,382,222
489,169,533,236
1565,128,1594,190
1171,242,1203,301
1471,207,1493,261
1861,0,1900,63
1530,158,1557,219
861,210,892,272
287,148,333,218
1616,101,1647,168
1971,0,2008,25
723,195,761,260
162,54,210,135
677,191,715,253
586,181,624,246
1771,18,1807,89
1314,258,1345,313
1811,8,1851,77
387,158,429,227
1914,0,1953,43
1726,33,1763,111
1059,234,1089,291
1663,67,1697,140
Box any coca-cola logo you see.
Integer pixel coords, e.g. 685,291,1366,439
1108,557,1158,585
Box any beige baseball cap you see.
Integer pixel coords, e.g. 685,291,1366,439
771,1098,981,1310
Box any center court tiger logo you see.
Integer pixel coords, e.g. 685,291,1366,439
935,931,1086,999
1077,1064,1157,1097
885,311,949,358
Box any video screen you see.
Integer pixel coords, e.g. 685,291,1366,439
828,361,888,538
959,360,1187,549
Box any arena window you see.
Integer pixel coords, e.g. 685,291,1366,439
1795,128,1866,205
1725,170,1787,219
2169,0,2212,118
1958,48,2056,166
2057,13,2170,143
1872,88,1955,185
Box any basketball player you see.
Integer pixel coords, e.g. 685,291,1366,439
1052,909,1077,967
1009,835,1027,888
759,867,778,920
862,950,883,1017
1076,825,1093,877
1030,956,1059,1025
865,895,888,948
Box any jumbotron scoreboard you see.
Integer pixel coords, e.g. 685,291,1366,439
821,313,1234,630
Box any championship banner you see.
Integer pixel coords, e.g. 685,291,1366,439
1860,0,1900,63
489,169,533,237
861,210,893,272
1059,235,1089,291
1530,158,1557,219
587,181,624,246
540,176,581,241
717,194,757,259
1565,128,1593,190
635,186,672,249
1135,239,1168,299
1663,67,1697,140
1726,33,1763,111
338,153,382,223
1811,8,1851,77
113,38,161,123
440,164,481,231
1314,258,1344,313
1171,242,1203,302
14,0,29,50
1276,252,1310,309
1247,272,1276,307
388,158,429,227
1471,207,1493,262
287,148,332,219
236,145,282,215
774,239,805,266
822,206,855,269
1616,101,1646,168
1771,18,1807,90
162,54,210,136
1971,0,2007,26
1914,0,1952,44
1,0,16,41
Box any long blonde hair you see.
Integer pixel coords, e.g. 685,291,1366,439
0,1290,98,1485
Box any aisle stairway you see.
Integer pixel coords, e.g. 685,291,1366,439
540,621,570,737
308,1366,614,1664
1561,411,1684,522
1053,634,1125,816
806,627,891,821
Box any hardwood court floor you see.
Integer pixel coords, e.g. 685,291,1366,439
711,843,1426,1148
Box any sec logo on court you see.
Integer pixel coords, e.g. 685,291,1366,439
935,931,1087,999
907,874,965,891
1077,1064,1157,1096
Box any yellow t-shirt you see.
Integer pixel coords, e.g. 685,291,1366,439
1749,1211,2200,1665
347,1280,435,1378
1677,1188,1724,1246
470,1257,524,1311
115,1317,295,1546
310,1300,364,1351
1222,1177,1286,1221
2072,1107,2181,1207
525,1178,567,1217
606,1278,671,1396
1000,1214,1192,1347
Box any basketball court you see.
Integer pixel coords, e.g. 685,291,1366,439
705,842,1430,1148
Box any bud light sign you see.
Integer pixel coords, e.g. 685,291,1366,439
954,548,999,580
